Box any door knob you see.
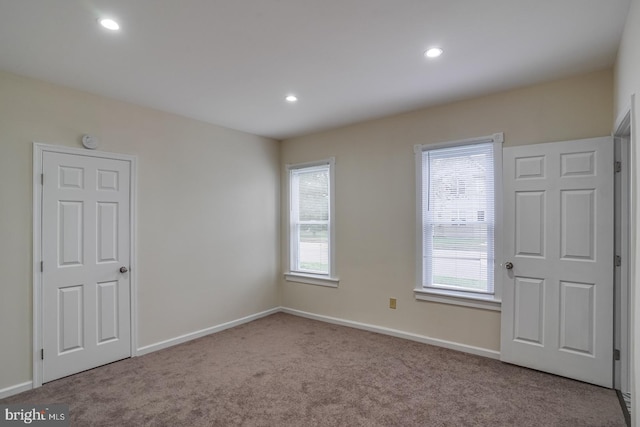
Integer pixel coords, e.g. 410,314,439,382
504,262,513,270
120,266,128,273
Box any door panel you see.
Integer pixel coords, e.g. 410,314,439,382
513,277,545,345
515,191,545,257
59,285,84,353
97,281,119,343
501,137,613,387
560,190,595,260
559,281,594,354
58,201,84,266
42,151,131,382
97,202,119,262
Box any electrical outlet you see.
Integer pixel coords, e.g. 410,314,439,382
389,298,397,309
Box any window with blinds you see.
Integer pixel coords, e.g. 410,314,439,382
421,142,496,294
289,162,332,275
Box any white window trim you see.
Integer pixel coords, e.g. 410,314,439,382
285,157,339,287
414,133,503,310
284,272,339,288
414,287,501,311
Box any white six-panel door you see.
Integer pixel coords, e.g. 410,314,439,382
500,137,614,387
41,150,131,382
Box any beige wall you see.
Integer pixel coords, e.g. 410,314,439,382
0,51,618,393
615,0,639,119
0,71,280,390
614,0,640,423
280,69,614,352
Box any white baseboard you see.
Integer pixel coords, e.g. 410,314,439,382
0,306,497,400
0,381,33,400
281,307,500,360
136,307,281,356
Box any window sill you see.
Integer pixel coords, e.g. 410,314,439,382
414,287,501,311
284,273,339,288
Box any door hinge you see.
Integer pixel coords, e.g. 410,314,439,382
40,261,43,272
41,173,44,185
41,349,44,360
615,255,622,267
614,349,621,361
615,161,622,173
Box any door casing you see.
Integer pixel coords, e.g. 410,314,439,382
613,109,632,395
32,143,138,388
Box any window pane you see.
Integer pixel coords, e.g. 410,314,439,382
423,143,494,294
297,224,329,273
289,162,332,276
428,145,493,225
431,224,490,292
297,169,329,221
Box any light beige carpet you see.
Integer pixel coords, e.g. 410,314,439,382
1,313,626,426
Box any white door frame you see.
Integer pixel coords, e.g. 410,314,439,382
614,116,631,393
32,143,138,388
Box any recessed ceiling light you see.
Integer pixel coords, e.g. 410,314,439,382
424,47,443,58
285,95,298,103
99,18,120,31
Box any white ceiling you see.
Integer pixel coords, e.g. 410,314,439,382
0,1,630,140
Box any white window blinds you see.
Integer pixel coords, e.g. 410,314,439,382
422,142,495,294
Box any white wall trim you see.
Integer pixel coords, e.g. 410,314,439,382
32,143,139,388
136,306,501,361
0,381,33,400
284,272,339,287
414,288,501,311
136,307,281,356
1,307,279,399
627,93,638,427
281,307,500,360
4,305,499,399
413,132,504,153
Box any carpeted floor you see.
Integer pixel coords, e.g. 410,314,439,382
1,313,626,426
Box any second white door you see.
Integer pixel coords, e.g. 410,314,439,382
41,150,132,383
500,137,614,387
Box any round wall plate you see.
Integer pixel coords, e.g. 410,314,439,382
82,134,99,149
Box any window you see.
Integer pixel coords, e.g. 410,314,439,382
285,158,338,287
414,134,502,310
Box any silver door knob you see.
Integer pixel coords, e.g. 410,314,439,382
504,262,513,270
120,266,128,273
